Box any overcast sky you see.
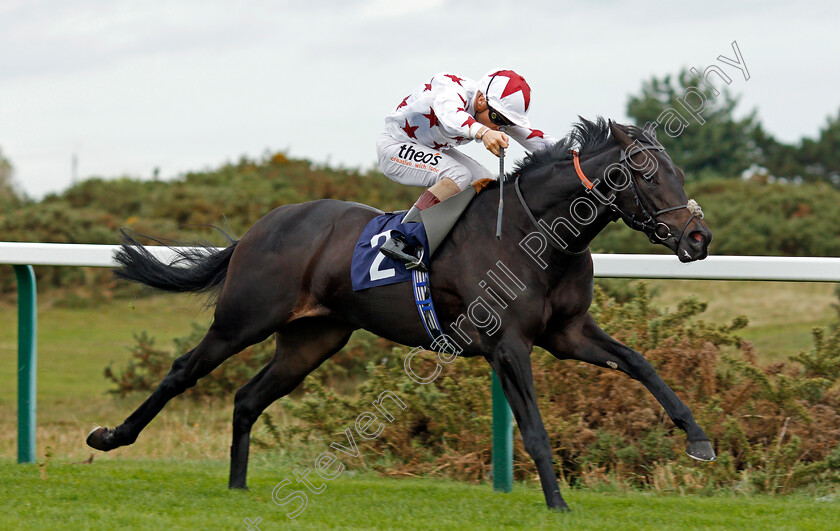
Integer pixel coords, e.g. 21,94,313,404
2,0,838,199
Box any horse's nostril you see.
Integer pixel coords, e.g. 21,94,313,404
690,231,703,243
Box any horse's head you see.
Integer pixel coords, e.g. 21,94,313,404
607,121,712,262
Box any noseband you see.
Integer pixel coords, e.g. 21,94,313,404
574,145,704,245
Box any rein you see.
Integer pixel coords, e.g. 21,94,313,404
513,145,704,254
514,175,590,256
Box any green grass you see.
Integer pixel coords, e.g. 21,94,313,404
643,279,836,360
0,293,211,404
0,293,221,461
1,458,837,530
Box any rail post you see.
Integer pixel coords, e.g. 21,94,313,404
13,265,37,463
491,370,513,492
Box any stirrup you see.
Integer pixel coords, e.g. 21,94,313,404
380,235,427,272
405,247,426,271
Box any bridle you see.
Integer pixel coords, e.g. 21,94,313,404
599,144,704,246
514,143,704,255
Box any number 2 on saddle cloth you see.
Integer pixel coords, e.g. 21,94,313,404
350,213,430,291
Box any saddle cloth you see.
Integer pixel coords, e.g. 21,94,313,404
350,182,489,292
350,213,430,291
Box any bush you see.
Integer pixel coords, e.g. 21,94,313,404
596,178,840,257
104,326,275,400
104,284,840,492
266,284,840,493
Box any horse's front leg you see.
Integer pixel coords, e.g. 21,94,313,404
538,312,715,461
486,337,569,511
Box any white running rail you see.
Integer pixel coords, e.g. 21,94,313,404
2,242,840,282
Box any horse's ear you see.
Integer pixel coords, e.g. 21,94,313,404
609,120,634,148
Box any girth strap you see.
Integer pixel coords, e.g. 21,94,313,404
411,270,459,355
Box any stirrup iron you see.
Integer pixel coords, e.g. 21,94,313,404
404,247,425,271
380,235,427,272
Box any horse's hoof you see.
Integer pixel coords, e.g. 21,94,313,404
548,493,571,512
548,502,571,512
86,426,115,451
685,439,716,462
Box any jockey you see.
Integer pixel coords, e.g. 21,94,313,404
377,69,557,267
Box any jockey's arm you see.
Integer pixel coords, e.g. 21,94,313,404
506,125,558,153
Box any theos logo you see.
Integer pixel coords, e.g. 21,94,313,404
398,144,442,166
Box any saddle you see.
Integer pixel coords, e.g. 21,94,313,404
420,178,493,254
350,180,491,291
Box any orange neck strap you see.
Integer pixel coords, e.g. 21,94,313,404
571,150,594,190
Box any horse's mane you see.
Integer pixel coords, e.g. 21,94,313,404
512,117,656,177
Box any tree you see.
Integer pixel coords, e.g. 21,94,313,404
804,110,840,184
749,126,805,180
748,108,840,185
0,147,22,210
626,69,759,179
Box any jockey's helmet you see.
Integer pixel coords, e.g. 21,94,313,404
478,69,533,129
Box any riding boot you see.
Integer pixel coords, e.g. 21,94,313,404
380,233,427,272
380,190,440,270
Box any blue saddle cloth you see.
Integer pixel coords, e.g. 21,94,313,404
351,213,430,291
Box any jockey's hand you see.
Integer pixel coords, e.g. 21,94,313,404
482,129,509,157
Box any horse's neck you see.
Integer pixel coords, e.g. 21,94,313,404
518,149,618,254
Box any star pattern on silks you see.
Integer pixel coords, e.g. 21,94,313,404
424,78,433,91
458,93,467,107
452,136,467,142
432,141,449,150
495,70,532,111
422,107,439,127
444,74,465,86
461,116,477,128
396,95,410,110
402,119,419,139
527,129,544,139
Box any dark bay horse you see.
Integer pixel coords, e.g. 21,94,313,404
87,119,715,511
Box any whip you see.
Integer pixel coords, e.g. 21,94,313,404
495,126,506,240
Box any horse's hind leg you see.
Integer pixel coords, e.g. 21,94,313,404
229,317,354,489
87,315,278,452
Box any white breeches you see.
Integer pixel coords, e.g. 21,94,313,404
376,132,494,191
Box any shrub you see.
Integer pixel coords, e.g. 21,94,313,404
104,326,275,400
104,285,840,492
265,284,840,493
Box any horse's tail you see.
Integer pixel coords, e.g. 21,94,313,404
114,230,238,294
